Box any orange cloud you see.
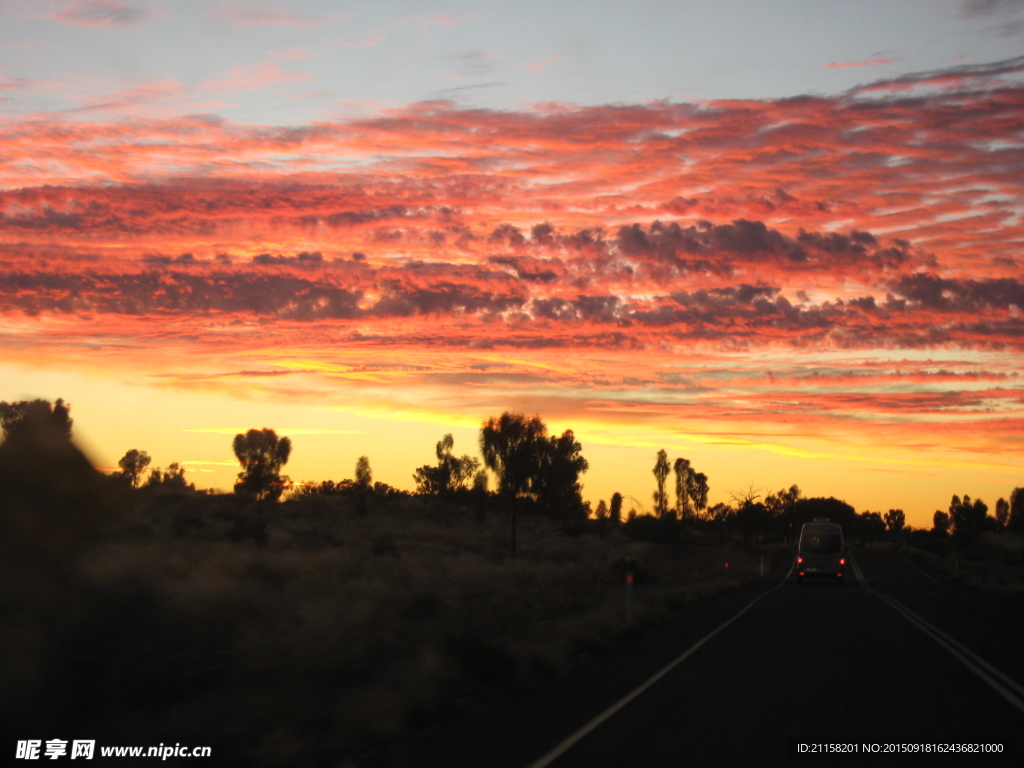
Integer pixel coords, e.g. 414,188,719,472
3,57,1023,519
2,63,1021,267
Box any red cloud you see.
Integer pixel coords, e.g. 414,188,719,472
2,77,1021,267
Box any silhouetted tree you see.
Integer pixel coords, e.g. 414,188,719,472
353,456,373,515
595,500,609,520
471,469,489,522
413,433,480,495
792,497,857,532
673,458,691,520
933,510,950,537
372,481,402,496
534,428,588,518
480,412,547,500
735,502,770,543
948,494,988,548
708,502,733,526
609,492,623,524
233,428,292,502
472,469,488,493
690,472,709,519
884,508,906,535
480,412,590,551
730,483,761,509
858,511,887,544
478,413,589,516
995,497,1009,531
1,398,72,439
116,448,151,488
653,449,670,517
766,484,801,517
292,479,356,497
765,484,801,539
481,411,545,558
355,456,372,490
1008,488,1024,534
146,462,193,491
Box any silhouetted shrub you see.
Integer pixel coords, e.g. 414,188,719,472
624,513,679,543
611,557,653,584
229,515,268,545
443,631,518,688
372,534,399,557
0,411,122,583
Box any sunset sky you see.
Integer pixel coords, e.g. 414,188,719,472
2,1,1023,527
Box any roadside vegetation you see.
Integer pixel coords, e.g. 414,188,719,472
0,397,1020,764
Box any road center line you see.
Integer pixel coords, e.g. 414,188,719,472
523,560,796,768
850,556,1024,717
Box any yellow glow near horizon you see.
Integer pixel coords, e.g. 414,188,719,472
3,359,1019,531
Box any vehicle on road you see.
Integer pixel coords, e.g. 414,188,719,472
796,518,845,584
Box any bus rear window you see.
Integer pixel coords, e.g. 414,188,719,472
801,532,842,553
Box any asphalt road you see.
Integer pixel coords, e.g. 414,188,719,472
389,547,1024,768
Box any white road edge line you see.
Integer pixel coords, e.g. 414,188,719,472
894,551,952,590
850,556,1024,717
523,559,796,768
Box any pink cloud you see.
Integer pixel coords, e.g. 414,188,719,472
342,33,386,49
525,55,561,72
203,52,311,91
402,13,461,28
209,4,351,28
72,77,185,114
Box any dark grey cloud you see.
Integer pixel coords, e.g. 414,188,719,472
49,1,149,28
961,0,1024,16
3,214,1021,350
849,54,1024,98
889,273,1024,311
444,51,499,77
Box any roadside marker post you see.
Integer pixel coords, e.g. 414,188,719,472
625,568,635,623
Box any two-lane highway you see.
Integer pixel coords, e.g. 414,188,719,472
396,547,1024,768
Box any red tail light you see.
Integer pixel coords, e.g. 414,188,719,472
840,558,846,566
797,556,803,564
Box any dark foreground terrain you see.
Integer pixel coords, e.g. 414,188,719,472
391,547,1024,768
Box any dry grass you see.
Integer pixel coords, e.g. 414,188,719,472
1,493,771,765
905,532,1024,599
